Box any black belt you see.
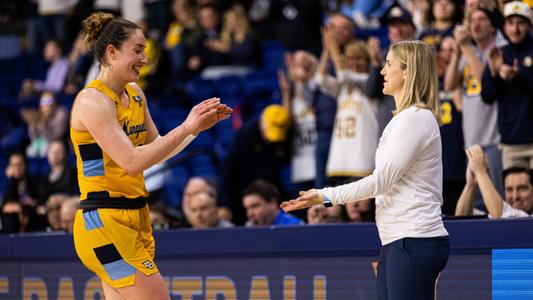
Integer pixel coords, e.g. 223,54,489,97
80,196,147,209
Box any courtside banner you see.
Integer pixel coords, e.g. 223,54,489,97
0,219,531,299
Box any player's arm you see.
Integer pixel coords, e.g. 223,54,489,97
131,83,198,163
72,88,221,175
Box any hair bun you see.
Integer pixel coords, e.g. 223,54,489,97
82,12,115,49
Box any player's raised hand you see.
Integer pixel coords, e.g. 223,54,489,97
280,189,325,212
183,97,232,135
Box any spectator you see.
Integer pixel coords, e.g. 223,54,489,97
1,199,26,233
205,4,261,69
20,40,69,99
243,180,304,227
163,0,202,79
186,5,226,76
312,13,356,187
265,0,323,55
60,195,79,233
0,199,43,233
482,1,533,169
279,51,318,193
187,192,234,229
437,36,466,215
444,7,505,209
367,1,416,134
219,104,291,225
183,176,217,212
22,91,68,158
456,145,533,218
3,152,41,206
44,193,68,231
26,0,73,55
306,204,343,224
418,0,462,50
327,13,356,53
149,202,170,230
345,199,375,222
39,139,78,203
316,28,379,183
64,31,94,95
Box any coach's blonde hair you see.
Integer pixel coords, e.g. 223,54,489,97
389,40,440,122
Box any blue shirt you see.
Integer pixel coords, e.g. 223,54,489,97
273,210,305,225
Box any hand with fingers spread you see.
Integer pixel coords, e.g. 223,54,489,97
183,97,232,135
280,189,325,212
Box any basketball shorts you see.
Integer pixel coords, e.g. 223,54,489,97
73,204,159,288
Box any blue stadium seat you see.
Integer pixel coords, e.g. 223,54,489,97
262,40,286,71
27,157,50,177
214,76,243,99
163,165,189,208
159,107,188,134
187,131,214,151
188,153,218,180
243,70,280,100
186,78,215,104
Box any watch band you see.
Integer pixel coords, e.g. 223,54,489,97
322,194,333,207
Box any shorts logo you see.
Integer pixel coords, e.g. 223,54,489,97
143,260,155,269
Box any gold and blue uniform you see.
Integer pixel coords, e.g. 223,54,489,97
71,79,158,288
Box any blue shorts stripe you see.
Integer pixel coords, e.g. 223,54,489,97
83,159,104,177
83,210,103,230
103,259,136,280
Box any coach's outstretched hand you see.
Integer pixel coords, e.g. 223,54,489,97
280,189,325,212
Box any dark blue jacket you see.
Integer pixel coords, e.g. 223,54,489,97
481,35,533,144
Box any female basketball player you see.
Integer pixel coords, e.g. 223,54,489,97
280,40,450,299
70,12,231,300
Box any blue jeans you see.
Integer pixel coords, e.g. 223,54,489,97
377,237,450,300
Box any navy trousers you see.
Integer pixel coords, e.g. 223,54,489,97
377,236,450,300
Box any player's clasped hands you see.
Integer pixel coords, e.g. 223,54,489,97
280,189,325,212
183,97,232,135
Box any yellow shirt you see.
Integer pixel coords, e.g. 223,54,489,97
164,22,183,49
71,79,148,201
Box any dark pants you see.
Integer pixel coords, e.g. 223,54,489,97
377,237,450,300
315,128,332,188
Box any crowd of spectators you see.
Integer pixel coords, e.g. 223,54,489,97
0,0,532,233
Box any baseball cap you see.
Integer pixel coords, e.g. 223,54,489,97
382,2,414,26
504,1,532,22
261,104,290,142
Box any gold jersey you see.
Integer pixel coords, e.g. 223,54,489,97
71,79,148,201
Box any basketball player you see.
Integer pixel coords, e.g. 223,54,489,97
70,12,231,300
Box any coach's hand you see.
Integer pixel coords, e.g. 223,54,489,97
280,189,324,212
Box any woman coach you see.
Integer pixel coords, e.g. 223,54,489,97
281,40,450,300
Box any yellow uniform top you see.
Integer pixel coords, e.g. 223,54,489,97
71,79,148,201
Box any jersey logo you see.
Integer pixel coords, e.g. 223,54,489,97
143,260,155,269
133,95,143,108
122,120,146,138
